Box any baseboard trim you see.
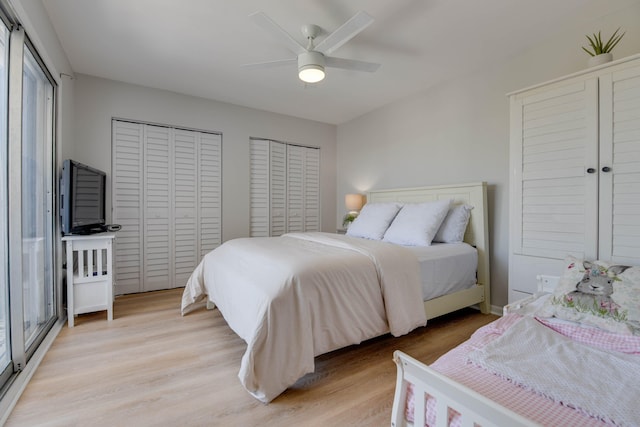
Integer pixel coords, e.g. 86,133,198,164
491,305,503,316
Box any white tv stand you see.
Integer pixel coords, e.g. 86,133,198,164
62,232,116,327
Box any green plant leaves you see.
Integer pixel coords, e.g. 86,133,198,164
583,27,625,56
602,27,624,53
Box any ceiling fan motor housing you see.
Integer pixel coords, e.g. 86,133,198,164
298,51,326,82
298,51,325,70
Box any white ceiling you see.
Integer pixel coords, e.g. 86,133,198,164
41,0,598,125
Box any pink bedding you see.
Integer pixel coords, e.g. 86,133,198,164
405,314,640,426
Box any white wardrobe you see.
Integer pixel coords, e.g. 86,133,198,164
112,119,222,294
508,54,640,302
250,138,320,237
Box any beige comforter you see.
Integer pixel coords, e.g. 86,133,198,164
181,232,426,403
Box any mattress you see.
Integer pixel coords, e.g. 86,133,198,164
406,243,477,301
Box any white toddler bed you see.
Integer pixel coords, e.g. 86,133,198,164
391,266,640,427
391,276,557,427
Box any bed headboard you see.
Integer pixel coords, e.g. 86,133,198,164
367,182,490,300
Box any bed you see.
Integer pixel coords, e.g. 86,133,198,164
391,259,640,427
181,182,491,403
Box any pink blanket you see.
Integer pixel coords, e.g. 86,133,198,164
405,314,640,426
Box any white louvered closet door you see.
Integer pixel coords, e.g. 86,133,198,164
510,78,599,260
250,139,270,237
198,132,222,258
113,120,222,294
598,64,640,266
270,141,287,236
172,129,198,288
112,121,144,295
143,125,172,291
303,147,320,231
249,139,320,236
287,145,304,232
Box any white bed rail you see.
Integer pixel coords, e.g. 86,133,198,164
391,351,540,427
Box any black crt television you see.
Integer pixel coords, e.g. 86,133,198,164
60,159,107,235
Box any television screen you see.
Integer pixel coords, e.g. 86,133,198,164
60,159,106,235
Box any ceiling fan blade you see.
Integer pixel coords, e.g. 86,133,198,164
325,56,380,73
242,58,297,70
315,11,374,55
249,11,306,56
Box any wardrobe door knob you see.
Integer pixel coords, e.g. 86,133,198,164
586,168,596,174
602,166,612,173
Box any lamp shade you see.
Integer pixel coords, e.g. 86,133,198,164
345,193,365,213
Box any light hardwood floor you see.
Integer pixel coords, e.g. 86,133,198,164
6,288,497,427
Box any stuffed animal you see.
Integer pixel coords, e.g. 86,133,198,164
565,261,629,314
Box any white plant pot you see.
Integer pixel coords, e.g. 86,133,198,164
588,52,613,67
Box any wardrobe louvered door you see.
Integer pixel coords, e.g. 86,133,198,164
510,78,599,260
250,139,320,236
509,56,640,301
112,120,222,294
598,64,640,266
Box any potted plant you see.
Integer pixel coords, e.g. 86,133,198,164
342,212,357,228
583,28,625,67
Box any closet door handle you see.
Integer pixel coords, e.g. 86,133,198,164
602,166,612,173
586,168,596,174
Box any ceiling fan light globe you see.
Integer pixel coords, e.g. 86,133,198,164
299,65,325,83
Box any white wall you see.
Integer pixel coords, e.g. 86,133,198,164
337,0,640,307
73,74,337,241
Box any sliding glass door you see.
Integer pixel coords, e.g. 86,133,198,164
21,43,55,351
0,9,58,394
0,17,11,387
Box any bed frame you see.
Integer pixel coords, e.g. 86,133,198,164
390,276,558,427
390,351,539,427
368,182,490,318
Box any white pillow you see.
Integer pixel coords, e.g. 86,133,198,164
434,204,473,243
382,200,451,246
346,202,402,240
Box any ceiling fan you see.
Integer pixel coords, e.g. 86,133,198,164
246,10,380,83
